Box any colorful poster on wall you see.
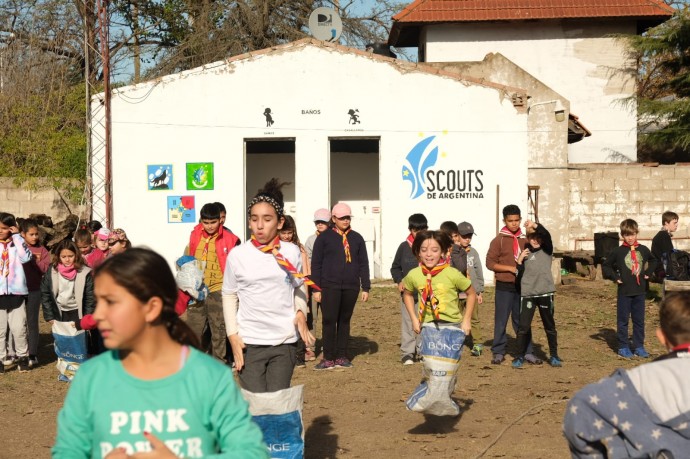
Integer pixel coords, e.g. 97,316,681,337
148,164,173,190
186,163,214,190
167,195,195,223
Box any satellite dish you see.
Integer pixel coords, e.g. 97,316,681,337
308,7,342,42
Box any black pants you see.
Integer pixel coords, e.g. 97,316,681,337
516,294,558,358
239,343,296,393
321,288,358,361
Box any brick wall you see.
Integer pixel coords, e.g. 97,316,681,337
567,164,690,250
0,178,84,221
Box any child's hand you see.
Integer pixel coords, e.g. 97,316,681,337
397,282,405,293
524,220,536,231
9,225,19,234
477,293,483,305
130,431,178,458
460,318,472,336
361,291,369,302
517,248,530,264
616,279,623,284
412,318,421,334
312,292,321,303
295,311,316,347
104,447,129,459
228,334,246,372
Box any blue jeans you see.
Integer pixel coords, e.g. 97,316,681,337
492,289,533,356
616,293,645,350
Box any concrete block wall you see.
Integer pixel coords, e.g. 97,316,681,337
0,178,85,221
567,164,690,251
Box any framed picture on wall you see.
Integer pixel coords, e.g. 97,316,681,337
186,163,214,190
148,164,173,190
167,195,195,223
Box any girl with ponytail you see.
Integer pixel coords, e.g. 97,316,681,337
53,248,267,458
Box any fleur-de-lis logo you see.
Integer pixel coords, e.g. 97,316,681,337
402,136,438,199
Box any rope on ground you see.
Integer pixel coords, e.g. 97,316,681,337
472,398,569,459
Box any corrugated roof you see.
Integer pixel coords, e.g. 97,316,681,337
393,0,675,23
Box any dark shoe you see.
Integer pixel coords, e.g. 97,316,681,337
295,359,306,368
334,357,353,369
16,357,30,373
314,359,335,370
491,354,504,365
401,354,414,365
549,356,563,367
524,354,543,365
511,357,524,369
0,362,4,374
28,356,38,368
634,347,650,358
618,348,633,359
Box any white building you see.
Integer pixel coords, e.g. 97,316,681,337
93,39,533,282
388,0,674,164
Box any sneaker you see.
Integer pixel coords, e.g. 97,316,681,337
28,356,38,368
0,362,4,374
16,357,30,373
491,354,504,365
524,354,543,365
305,349,316,362
401,354,414,365
314,359,335,370
549,356,563,367
618,348,634,359
634,347,650,358
295,359,306,368
471,344,483,357
334,357,353,369
2,355,16,366
511,357,524,369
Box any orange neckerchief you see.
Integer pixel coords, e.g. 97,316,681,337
250,236,321,291
623,241,641,285
499,226,523,261
333,227,352,263
0,239,10,277
419,258,449,322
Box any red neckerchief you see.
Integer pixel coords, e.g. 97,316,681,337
672,343,690,353
250,236,321,291
623,241,641,285
419,258,449,322
333,227,352,263
406,233,415,247
499,226,523,261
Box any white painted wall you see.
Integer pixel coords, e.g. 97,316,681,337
422,20,638,164
95,42,528,283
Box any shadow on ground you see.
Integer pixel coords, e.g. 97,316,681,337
305,415,339,459
590,328,618,352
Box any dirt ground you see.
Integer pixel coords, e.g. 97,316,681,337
0,277,667,459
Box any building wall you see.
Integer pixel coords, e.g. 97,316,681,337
0,178,83,221
565,163,690,250
92,42,529,280
422,20,638,164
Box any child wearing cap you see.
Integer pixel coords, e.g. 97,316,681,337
456,221,486,357
512,220,561,368
84,228,110,269
304,208,331,361
107,228,131,256
311,202,370,370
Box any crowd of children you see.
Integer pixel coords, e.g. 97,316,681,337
1,213,131,373
4,195,688,456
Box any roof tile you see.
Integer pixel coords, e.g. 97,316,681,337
393,0,674,23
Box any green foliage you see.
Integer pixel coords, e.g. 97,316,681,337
632,6,690,162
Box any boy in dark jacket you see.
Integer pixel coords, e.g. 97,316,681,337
602,219,657,359
390,213,428,365
651,210,678,281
